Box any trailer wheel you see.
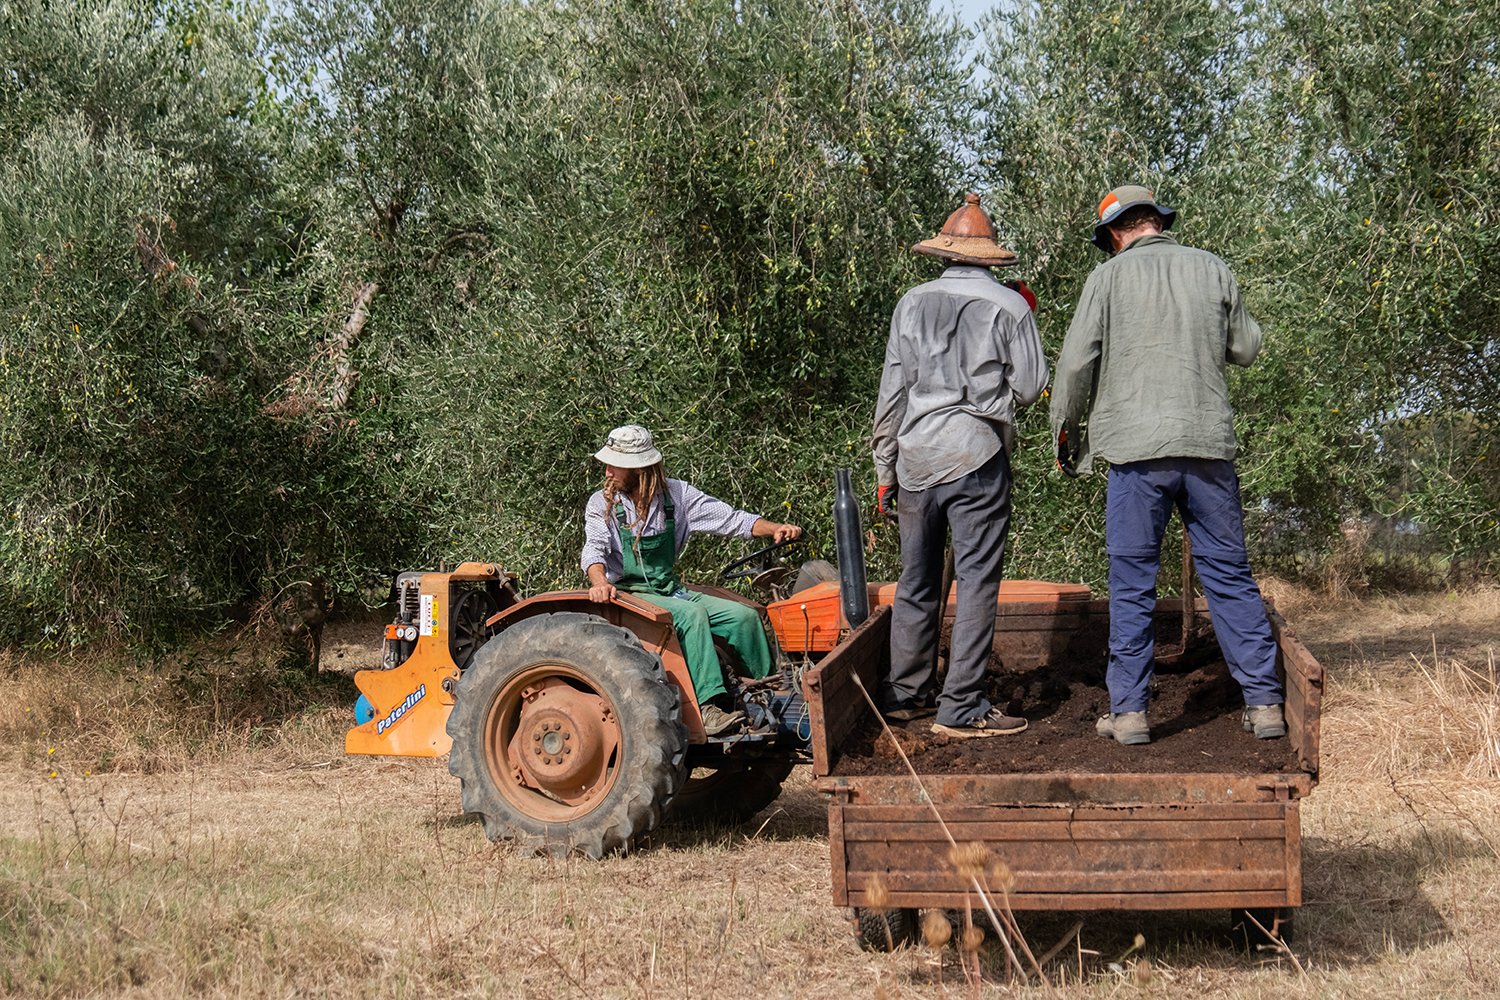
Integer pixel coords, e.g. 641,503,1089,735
855,907,920,952
446,612,688,858
667,758,795,826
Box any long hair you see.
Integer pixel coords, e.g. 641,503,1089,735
602,461,668,556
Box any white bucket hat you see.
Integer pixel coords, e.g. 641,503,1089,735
593,424,663,468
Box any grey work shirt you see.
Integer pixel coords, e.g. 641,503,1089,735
579,478,759,582
1051,233,1262,474
871,266,1049,490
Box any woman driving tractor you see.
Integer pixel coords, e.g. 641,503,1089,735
581,424,803,737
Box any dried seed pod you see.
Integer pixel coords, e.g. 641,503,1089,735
961,926,985,952
866,873,891,911
987,858,1016,892
947,841,993,880
921,910,953,950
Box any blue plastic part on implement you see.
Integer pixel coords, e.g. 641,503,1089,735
354,693,374,725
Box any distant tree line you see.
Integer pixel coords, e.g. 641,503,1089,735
1,0,1495,645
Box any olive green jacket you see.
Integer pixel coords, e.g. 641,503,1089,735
1051,233,1261,474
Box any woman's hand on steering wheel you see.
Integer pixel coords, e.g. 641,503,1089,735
770,522,803,544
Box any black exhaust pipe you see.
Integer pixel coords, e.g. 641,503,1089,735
833,468,870,628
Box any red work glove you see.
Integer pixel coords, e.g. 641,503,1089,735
876,483,898,523
1004,279,1038,312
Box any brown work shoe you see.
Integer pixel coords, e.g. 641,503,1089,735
882,700,937,722
700,703,745,737
931,707,1028,739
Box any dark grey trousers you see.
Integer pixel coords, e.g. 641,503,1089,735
882,449,1012,726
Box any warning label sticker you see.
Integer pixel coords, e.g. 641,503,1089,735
420,594,436,636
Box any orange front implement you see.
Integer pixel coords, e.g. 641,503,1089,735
345,572,460,757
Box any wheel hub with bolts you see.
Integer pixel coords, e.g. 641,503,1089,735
508,679,618,806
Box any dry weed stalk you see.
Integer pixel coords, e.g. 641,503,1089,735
1241,910,1308,978
866,872,891,911
849,671,1058,995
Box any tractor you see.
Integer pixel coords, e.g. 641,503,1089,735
345,470,1090,858
345,475,866,858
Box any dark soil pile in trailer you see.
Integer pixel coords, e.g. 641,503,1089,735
831,616,1298,777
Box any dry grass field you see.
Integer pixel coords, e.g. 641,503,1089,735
3,586,1497,998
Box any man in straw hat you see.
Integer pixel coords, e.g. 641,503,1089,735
582,424,803,737
871,193,1048,739
1052,184,1285,747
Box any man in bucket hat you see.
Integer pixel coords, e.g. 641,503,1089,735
871,193,1048,739
581,424,802,737
1052,185,1285,747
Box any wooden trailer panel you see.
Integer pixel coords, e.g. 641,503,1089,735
823,774,1305,910
804,598,1324,914
1273,611,1324,775
802,604,891,776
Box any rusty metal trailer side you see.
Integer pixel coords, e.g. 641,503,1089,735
803,602,1324,914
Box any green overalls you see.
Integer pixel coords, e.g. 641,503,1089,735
614,495,774,705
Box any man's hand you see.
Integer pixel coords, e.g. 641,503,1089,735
1056,427,1080,478
1004,279,1038,312
876,483,898,522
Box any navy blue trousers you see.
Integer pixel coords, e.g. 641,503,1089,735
1106,458,1283,714
884,450,1011,726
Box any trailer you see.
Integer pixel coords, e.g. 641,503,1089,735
802,595,1323,947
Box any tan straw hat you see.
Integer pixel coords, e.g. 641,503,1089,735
593,424,663,468
911,193,1018,268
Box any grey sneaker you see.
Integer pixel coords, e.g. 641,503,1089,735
1243,704,1287,739
931,707,1028,739
701,703,745,737
1096,711,1151,745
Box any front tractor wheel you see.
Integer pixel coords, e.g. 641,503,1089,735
446,612,688,858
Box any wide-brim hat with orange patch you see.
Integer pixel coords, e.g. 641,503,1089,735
1092,184,1176,253
911,192,1018,268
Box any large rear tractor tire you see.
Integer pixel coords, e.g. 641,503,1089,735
446,612,688,858
667,757,795,826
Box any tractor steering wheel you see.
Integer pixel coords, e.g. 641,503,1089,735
718,536,807,590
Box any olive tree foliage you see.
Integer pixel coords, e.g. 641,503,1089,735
2,0,976,643
268,0,974,589
1,0,1494,647
979,0,1499,586
0,1,430,643
1258,0,1500,575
